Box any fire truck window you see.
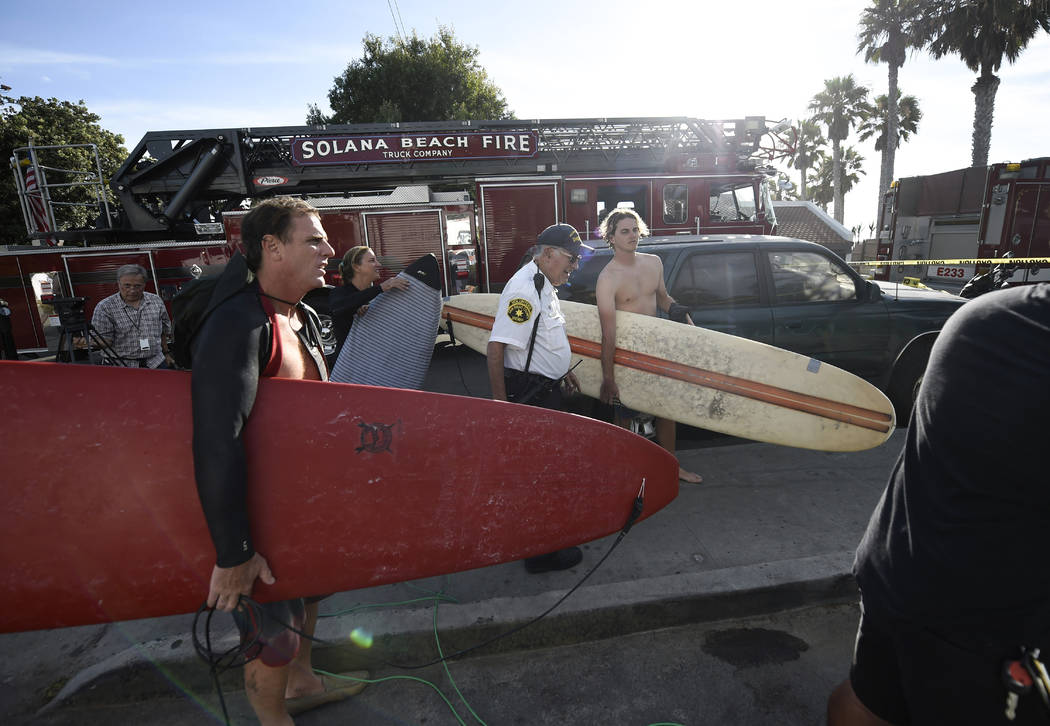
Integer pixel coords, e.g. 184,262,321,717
769,251,856,303
671,252,760,307
710,183,757,222
663,184,688,225
596,184,648,224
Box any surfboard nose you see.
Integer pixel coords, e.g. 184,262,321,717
403,253,441,290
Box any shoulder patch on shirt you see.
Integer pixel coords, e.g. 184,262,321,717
506,298,533,324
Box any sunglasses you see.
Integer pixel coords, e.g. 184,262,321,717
554,248,581,265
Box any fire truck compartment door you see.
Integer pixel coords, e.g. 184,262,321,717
479,181,559,292
362,210,450,295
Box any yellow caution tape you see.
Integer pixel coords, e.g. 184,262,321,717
847,257,1050,267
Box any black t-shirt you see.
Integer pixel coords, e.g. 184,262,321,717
855,284,1050,643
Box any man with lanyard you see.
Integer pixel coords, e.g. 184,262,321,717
487,223,587,573
91,263,173,368
192,197,363,724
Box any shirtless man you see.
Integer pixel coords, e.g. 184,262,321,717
192,198,362,724
596,207,702,484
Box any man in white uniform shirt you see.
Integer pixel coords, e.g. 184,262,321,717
487,223,588,572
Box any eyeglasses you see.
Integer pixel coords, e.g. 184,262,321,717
554,248,580,265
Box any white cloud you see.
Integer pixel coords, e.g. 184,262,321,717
0,44,117,66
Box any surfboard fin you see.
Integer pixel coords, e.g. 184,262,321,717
622,478,646,534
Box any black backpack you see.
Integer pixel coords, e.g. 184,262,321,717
171,252,251,369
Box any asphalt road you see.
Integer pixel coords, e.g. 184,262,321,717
26,601,857,726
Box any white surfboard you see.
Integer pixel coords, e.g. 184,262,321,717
331,254,443,390
443,293,895,452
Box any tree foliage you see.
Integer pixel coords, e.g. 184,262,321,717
809,146,867,214
808,75,871,223
310,26,512,124
1,92,126,244
857,0,929,220
787,120,827,202
923,0,1050,167
858,90,922,152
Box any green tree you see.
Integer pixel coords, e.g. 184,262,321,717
1,93,126,243
310,26,512,124
858,90,923,152
787,119,827,202
924,0,1050,167
809,146,867,215
808,75,872,223
857,0,929,219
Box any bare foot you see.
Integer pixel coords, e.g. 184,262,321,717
285,669,325,699
679,467,702,484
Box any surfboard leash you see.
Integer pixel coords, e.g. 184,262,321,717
191,602,267,725
191,479,647,723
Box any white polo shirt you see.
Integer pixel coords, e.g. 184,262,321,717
488,260,571,380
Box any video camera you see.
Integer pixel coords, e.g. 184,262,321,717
50,297,88,328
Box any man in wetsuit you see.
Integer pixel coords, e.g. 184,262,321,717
191,197,358,724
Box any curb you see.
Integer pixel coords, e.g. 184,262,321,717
40,551,858,712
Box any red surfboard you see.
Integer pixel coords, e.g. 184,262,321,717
0,361,677,633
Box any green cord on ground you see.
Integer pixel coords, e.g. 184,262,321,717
434,597,487,725
314,668,471,726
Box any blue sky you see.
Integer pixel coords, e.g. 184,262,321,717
3,0,1049,235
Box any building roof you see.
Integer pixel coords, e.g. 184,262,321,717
772,201,853,258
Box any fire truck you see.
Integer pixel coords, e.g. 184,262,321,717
870,157,1050,289
4,116,778,356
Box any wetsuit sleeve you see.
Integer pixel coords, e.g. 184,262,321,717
329,284,382,353
190,298,266,568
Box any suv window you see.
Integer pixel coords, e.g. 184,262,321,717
768,251,856,303
671,252,761,307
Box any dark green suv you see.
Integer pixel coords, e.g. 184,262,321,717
560,235,968,420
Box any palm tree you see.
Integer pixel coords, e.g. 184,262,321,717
810,147,867,214
809,75,872,223
857,0,930,220
859,91,923,151
788,120,827,202
858,91,923,218
924,0,1050,167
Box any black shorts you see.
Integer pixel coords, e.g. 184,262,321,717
850,604,1048,725
232,595,326,668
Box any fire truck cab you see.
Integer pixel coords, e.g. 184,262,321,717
874,157,1050,290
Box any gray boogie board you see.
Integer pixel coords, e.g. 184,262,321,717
330,254,442,389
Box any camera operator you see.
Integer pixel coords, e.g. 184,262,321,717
91,264,173,368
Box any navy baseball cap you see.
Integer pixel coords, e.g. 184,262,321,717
536,224,592,256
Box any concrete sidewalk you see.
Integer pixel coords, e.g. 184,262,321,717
0,342,904,723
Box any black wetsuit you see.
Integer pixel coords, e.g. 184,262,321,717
190,279,327,567
329,282,381,360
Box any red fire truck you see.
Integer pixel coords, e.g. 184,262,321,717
870,157,1050,289
4,117,777,356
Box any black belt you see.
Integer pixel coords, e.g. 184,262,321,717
504,368,558,405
